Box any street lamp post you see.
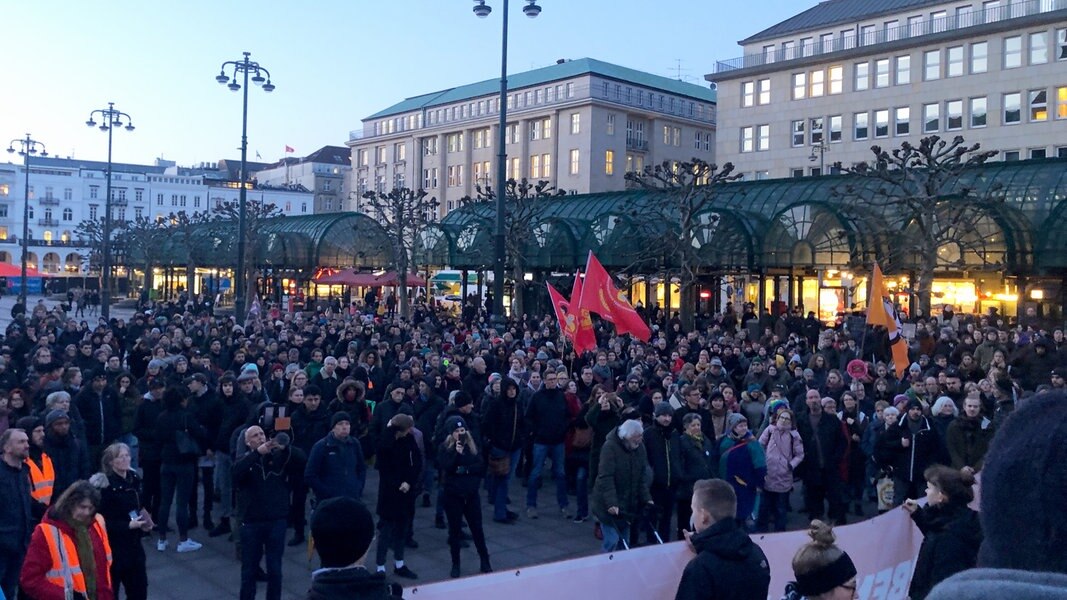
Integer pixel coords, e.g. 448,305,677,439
473,0,542,323
86,103,135,319
809,140,829,175
214,51,275,320
6,134,48,309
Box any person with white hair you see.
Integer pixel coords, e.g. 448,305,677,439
590,418,653,553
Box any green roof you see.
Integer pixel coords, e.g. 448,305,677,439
365,57,717,120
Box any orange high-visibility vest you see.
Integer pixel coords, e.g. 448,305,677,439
39,513,113,596
25,454,55,504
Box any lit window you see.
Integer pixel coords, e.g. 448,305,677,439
1057,86,1067,119
757,78,771,104
757,125,770,151
1030,89,1048,121
570,113,581,134
829,66,843,94
810,70,825,97
874,109,889,138
569,149,580,175
605,150,614,175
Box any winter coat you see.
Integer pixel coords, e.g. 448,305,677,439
481,393,526,453
590,426,652,524
411,393,445,460
673,517,771,600
0,460,33,557
873,422,906,474
718,434,766,521
95,470,146,571
794,410,846,485
75,386,122,447
132,396,165,462
20,511,115,600
758,425,804,493
643,423,678,489
433,406,481,449
292,404,332,455
306,567,403,600
526,387,571,445
439,442,486,497
155,407,207,465
234,445,306,523
945,415,994,471
305,432,367,501
374,427,422,521
369,399,412,450
584,401,621,485
43,431,91,497
215,393,253,453
672,433,717,501
896,415,940,483
909,501,982,600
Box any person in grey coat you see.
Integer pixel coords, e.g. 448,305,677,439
591,420,653,553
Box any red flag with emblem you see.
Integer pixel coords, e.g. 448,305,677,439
568,272,598,354
576,251,651,342
546,283,574,340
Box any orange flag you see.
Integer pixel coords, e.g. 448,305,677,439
867,263,909,378
576,251,651,342
569,272,598,354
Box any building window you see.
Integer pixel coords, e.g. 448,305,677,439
447,165,463,187
757,78,771,104
1003,150,1020,161
605,150,615,175
828,65,843,94
757,125,770,151
792,73,806,99
1030,148,1047,159
1058,28,1067,60
854,62,869,91
810,70,825,97
921,101,938,131
782,41,796,60
1030,31,1048,64
508,157,519,180
64,188,72,200
894,107,911,136
90,186,98,199
791,120,805,147
1058,146,1067,158
530,155,541,179
970,97,988,127
566,82,574,98
946,100,964,130
447,133,464,153
569,149,580,175
62,208,73,221
875,58,890,88
810,118,824,145
1004,92,1021,123
854,112,869,140
947,46,964,77
606,114,615,135
542,118,552,139
1030,89,1048,121
663,126,671,145
791,168,805,178
742,81,755,106
740,126,754,153
394,143,407,162
829,115,842,142
1057,86,1067,119
821,32,834,53
570,113,581,134
375,146,387,164
1004,35,1022,68
885,20,900,41
924,50,941,80
895,55,911,84
860,25,876,45
89,205,97,220
908,15,924,36
971,41,988,73
874,109,890,138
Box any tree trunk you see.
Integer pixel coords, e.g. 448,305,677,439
914,251,937,320
679,278,697,332
397,250,410,320
511,263,525,319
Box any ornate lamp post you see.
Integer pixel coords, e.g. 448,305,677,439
6,134,48,308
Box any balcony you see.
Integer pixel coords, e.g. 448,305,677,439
110,197,128,206
714,0,1067,73
37,218,59,227
39,196,60,206
625,137,649,152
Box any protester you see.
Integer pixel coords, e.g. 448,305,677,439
758,408,803,532
90,442,151,600
154,387,206,553
307,496,403,600
439,415,491,577
43,408,91,500
524,369,572,520
305,412,367,502
782,520,858,600
0,427,33,599
893,399,940,506
718,413,765,530
673,412,718,541
590,420,653,553
674,479,771,600
643,402,678,541
944,395,993,472
795,390,847,523
374,413,421,580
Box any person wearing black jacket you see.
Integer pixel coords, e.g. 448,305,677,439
673,412,719,541
306,497,403,600
0,428,32,600
328,379,372,459
370,385,413,453
186,372,223,532
903,466,981,600
209,374,251,538
91,442,152,600
895,399,941,505
644,403,678,542
439,415,492,578
412,378,445,507
674,479,771,600
42,409,91,500
234,425,306,600
155,387,207,553
133,379,166,520
287,385,330,547
524,370,572,518
482,378,526,523
794,389,848,523
373,414,421,580
75,371,122,466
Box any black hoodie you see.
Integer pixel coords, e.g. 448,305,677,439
306,566,402,600
909,500,982,600
674,518,771,600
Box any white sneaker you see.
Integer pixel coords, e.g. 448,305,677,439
176,539,203,553
157,539,168,552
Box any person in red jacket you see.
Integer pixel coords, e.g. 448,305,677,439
20,479,114,600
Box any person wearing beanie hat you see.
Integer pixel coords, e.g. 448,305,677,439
891,398,938,507
439,413,492,578
307,497,402,600
305,409,367,503
17,415,51,522
369,384,413,453
41,407,91,504
644,399,678,541
719,413,766,528
786,520,857,599
653,402,675,418
372,413,421,580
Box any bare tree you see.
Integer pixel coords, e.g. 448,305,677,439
211,199,283,306
118,216,168,292
835,135,999,318
624,158,741,328
461,178,565,318
73,218,107,279
361,187,439,319
166,210,212,295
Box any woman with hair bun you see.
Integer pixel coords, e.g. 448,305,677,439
902,465,981,600
783,520,858,599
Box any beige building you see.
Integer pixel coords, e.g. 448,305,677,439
348,58,717,217
709,0,1067,179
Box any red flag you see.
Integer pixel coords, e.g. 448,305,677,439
576,251,651,342
867,263,909,379
569,272,597,354
546,283,573,339
284,145,295,153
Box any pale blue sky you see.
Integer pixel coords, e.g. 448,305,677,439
3,0,806,166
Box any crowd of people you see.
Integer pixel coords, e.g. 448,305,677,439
0,291,1064,600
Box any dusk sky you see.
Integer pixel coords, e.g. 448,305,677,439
4,0,805,167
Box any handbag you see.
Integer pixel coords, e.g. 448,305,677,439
175,417,201,458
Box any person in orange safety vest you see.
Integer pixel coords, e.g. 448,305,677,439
19,416,54,522
19,480,114,600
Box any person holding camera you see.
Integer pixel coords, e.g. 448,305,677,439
234,425,305,600
440,415,491,578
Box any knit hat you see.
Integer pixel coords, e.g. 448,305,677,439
767,399,789,417
488,373,502,385
16,416,42,432
726,412,747,435
242,363,259,376
536,351,549,361
443,415,467,434
795,552,858,597
909,362,922,373
653,402,674,417
45,409,70,428
710,358,723,367
893,394,910,408
148,358,167,371
978,391,1067,574
311,497,375,568
330,411,352,428
905,398,923,412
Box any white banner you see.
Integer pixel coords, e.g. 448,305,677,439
406,509,922,600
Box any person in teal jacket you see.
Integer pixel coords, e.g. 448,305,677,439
719,413,766,531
